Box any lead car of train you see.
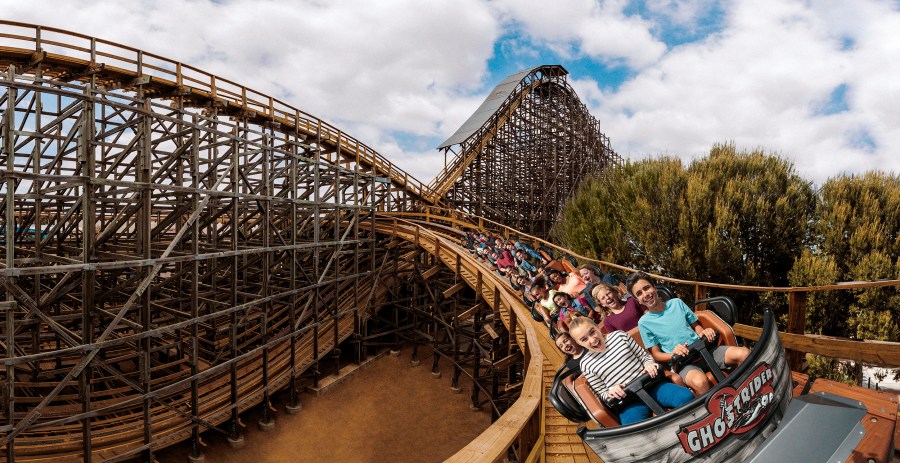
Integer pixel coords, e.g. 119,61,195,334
549,299,884,462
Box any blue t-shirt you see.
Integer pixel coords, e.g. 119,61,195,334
638,298,699,353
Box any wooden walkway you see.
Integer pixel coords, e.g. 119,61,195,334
542,358,601,463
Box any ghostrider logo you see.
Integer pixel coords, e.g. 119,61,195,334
677,363,776,455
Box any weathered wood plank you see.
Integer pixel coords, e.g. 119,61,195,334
734,324,900,368
494,352,523,371
421,265,443,280
457,302,486,321
790,371,810,397
809,379,898,421
442,281,468,298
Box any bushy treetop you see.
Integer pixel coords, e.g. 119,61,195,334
556,143,899,342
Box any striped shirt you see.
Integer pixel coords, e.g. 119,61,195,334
578,330,656,401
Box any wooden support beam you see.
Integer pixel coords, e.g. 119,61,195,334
153,86,193,99
422,265,443,280
734,323,900,368
483,324,499,340
458,302,486,321
493,351,522,370
57,61,105,81
694,284,708,302
19,50,45,73
103,75,152,92
786,291,808,370
443,282,468,299
504,381,523,393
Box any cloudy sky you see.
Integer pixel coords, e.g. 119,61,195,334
4,0,899,186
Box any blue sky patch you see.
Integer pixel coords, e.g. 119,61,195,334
839,36,855,51
486,34,635,94
848,127,877,153
389,130,442,153
626,0,726,47
815,83,850,116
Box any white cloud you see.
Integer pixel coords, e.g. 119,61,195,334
2,0,500,184
585,0,900,185
645,0,718,27
3,0,899,188
490,0,667,68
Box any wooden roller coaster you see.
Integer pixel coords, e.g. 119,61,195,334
0,20,897,463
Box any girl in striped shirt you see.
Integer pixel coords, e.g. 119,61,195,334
568,316,694,424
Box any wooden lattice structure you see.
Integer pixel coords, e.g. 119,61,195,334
0,20,431,462
432,65,621,238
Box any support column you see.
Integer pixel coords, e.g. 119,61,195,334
2,302,16,463
188,114,204,462
787,291,808,371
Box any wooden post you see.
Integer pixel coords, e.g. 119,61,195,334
694,285,708,303
2,65,15,463
508,310,517,353
786,291,808,371
3,301,16,463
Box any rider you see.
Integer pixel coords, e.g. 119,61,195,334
591,282,645,333
568,316,693,424
554,331,586,371
551,292,592,332
530,276,559,328
627,271,750,394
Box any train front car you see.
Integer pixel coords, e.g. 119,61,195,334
576,310,793,462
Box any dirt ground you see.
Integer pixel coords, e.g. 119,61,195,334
154,345,491,463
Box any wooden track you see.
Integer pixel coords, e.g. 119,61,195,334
0,241,428,461
0,21,436,205
428,66,620,238
0,19,426,462
371,218,602,463
541,358,601,463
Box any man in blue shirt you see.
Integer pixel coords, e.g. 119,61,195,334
628,271,749,394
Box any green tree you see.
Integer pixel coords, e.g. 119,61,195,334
791,172,900,341
681,144,816,287
787,250,846,336
556,144,815,323
555,156,690,274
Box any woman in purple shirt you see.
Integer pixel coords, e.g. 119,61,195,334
591,282,645,332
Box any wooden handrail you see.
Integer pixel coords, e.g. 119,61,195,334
374,213,900,463
389,208,900,294
734,324,900,368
